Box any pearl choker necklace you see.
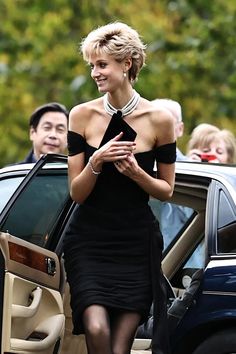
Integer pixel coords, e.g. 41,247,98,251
104,90,140,117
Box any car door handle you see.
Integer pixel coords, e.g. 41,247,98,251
12,287,42,318
10,314,65,351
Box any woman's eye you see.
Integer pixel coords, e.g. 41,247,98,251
100,62,107,68
216,149,223,155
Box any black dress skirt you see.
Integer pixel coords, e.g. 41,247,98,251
63,129,176,354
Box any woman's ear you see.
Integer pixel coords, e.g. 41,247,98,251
124,57,132,71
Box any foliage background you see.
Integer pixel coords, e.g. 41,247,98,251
0,0,236,167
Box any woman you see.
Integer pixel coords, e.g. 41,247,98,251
63,22,176,354
187,124,236,163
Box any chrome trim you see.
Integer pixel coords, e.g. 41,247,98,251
203,290,236,296
207,259,236,268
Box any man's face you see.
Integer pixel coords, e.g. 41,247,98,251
30,111,68,160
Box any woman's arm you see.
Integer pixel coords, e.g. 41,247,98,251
67,105,97,203
126,160,175,201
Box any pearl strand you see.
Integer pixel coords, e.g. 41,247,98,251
104,90,140,117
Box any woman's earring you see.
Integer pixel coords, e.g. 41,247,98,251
123,72,127,78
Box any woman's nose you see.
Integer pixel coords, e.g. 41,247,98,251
91,67,100,79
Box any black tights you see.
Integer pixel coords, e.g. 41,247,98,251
83,305,141,354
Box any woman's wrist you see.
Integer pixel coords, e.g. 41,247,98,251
131,166,144,182
88,156,102,175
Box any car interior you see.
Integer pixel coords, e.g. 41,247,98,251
0,232,64,354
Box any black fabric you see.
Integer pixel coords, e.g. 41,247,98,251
67,130,86,156
155,142,176,164
136,269,204,345
20,150,37,164
167,269,203,334
64,203,156,333
99,111,137,147
63,129,173,354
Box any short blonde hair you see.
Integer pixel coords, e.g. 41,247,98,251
187,124,220,152
80,22,146,82
190,123,220,139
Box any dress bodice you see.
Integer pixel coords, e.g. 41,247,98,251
84,144,155,212
67,118,176,212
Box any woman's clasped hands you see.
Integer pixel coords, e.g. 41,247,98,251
94,132,138,175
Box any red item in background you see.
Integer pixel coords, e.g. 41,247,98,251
200,153,217,162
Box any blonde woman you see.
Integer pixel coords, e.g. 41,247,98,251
63,22,175,354
187,124,236,163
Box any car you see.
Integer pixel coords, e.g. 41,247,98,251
0,154,236,354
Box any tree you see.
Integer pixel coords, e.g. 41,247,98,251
0,0,235,166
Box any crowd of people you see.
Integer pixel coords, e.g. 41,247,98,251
7,21,236,354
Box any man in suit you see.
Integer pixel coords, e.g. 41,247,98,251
20,102,69,163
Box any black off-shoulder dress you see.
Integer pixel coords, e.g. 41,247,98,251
63,120,176,354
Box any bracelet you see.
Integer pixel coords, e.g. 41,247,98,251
88,156,101,175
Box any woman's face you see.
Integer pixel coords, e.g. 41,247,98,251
202,139,229,163
89,53,125,93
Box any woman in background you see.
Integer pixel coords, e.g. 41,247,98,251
187,124,236,163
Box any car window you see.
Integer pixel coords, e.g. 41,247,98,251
0,167,69,248
217,189,236,254
0,177,24,213
171,237,205,289
149,198,194,250
184,239,205,269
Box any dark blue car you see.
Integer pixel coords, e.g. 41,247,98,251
0,154,236,354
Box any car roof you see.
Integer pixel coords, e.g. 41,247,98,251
0,163,35,174
0,161,67,175
1,159,235,187
175,161,236,185
176,160,236,177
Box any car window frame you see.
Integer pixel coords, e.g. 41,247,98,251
207,180,236,257
0,154,69,252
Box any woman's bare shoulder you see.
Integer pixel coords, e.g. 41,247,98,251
69,97,103,132
70,97,103,119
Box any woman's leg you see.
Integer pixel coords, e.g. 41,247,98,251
83,305,112,354
111,311,141,354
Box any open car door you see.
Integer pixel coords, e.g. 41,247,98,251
0,154,70,354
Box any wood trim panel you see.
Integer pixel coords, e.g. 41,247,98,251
9,242,48,274
0,232,60,290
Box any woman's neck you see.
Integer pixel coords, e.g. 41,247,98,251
106,88,134,109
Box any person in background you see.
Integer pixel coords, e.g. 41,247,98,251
151,99,193,250
187,124,236,163
19,102,69,163
63,22,176,354
152,98,187,161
